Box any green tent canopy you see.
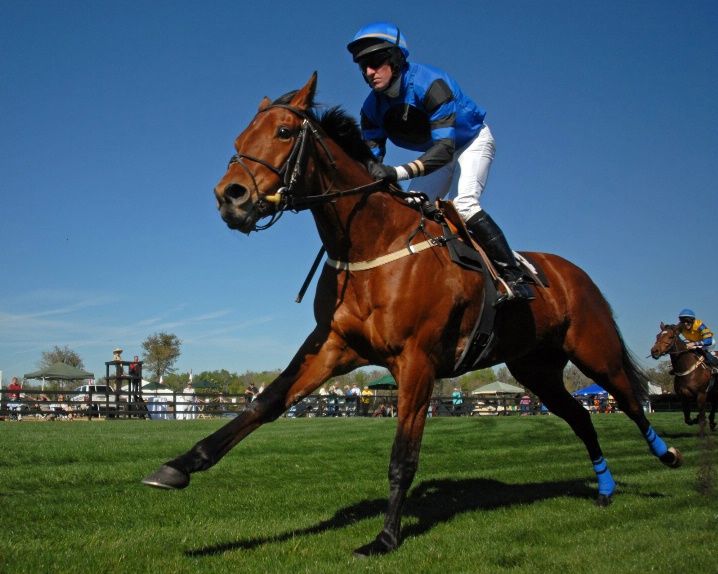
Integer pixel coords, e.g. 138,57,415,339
24,362,94,380
368,374,398,390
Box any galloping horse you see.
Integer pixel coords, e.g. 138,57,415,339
651,322,717,432
143,73,682,557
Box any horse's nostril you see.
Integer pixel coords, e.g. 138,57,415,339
224,183,249,203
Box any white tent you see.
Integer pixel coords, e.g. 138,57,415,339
647,383,663,395
121,380,175,396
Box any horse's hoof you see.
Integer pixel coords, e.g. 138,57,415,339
141,465,190,490
352,532,398,558
711,422,717,432
659,447,683,469
595,494,612,507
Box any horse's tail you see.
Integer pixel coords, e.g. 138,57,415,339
617,324,650,404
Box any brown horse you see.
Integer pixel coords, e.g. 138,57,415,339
650,322,717,432
143,73,682,557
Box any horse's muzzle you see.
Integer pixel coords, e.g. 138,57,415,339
215,183,257,233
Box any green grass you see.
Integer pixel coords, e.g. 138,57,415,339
1,414,715,573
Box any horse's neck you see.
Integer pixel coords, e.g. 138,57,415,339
310,161,422,261
671,338,699,369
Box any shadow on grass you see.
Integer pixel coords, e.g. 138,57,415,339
186,477,601,557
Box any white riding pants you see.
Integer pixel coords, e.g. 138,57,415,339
406,123,496,221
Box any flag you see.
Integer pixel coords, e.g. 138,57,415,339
160,375,164,385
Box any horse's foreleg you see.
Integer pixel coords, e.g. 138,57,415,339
142,329,361,490
354,360,434,558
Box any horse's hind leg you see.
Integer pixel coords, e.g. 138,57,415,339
567,336,682,468
696,392,708,436
508,355,615,506
679,392,699,426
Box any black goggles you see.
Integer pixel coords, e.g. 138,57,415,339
358,51,391,71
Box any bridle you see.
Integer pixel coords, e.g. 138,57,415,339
654,326,708,376
226,103,391,231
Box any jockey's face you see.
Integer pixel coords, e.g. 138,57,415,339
681,318,694,328
359,52,394,92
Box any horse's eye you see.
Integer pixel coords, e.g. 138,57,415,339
277,126,292,139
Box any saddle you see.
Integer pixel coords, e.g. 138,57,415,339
433,200,548,375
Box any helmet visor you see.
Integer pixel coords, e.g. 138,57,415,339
357,50,391,71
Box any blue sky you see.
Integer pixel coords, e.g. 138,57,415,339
2,1,717,383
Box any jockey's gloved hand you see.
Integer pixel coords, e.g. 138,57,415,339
369,162,398,183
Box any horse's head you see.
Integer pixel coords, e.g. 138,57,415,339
650,322,683,359
214,72,322,233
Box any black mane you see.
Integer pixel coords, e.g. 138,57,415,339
271,92,375,167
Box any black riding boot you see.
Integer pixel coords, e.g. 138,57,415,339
465,210,535,304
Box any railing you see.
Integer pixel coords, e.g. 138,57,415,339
1,389,701,420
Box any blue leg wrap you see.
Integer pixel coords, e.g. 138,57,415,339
643,425,668,457
592,456,615,496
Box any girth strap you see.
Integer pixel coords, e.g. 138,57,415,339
325,238,440,271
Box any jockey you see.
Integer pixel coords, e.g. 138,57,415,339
347,21,534,303
677,309,718,370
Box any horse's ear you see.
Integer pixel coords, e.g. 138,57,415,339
660,322,666,330
258,96,272,112
289,71,318,111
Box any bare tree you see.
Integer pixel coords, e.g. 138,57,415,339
563,363,592,393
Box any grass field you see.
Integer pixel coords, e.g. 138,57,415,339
1,413,715,573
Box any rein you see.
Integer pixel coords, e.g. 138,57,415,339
231,102,449,296
229,103,395,230
657,328,710,377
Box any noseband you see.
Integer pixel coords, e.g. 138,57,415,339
227,104,338,231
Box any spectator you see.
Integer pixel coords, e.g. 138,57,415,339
519,394,531,415
361,386,373,416
7,377,23,420
452,387,463,414
129,356,140,380
244,383,258,404
8,377,22,400
177,382,195,420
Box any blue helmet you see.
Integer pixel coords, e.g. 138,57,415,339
678,308,696,320
347,22,409,64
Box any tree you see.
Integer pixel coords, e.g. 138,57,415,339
495,366,517,385
141,332,181,382
645,360,674,392
563,363,592,393
38,345,85,369
455,368,495,393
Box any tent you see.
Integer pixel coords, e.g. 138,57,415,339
572,383,608,396
191,380,219,389
368,374,398,390
121,380,174,396
471,381,525,395
24,362,94,390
